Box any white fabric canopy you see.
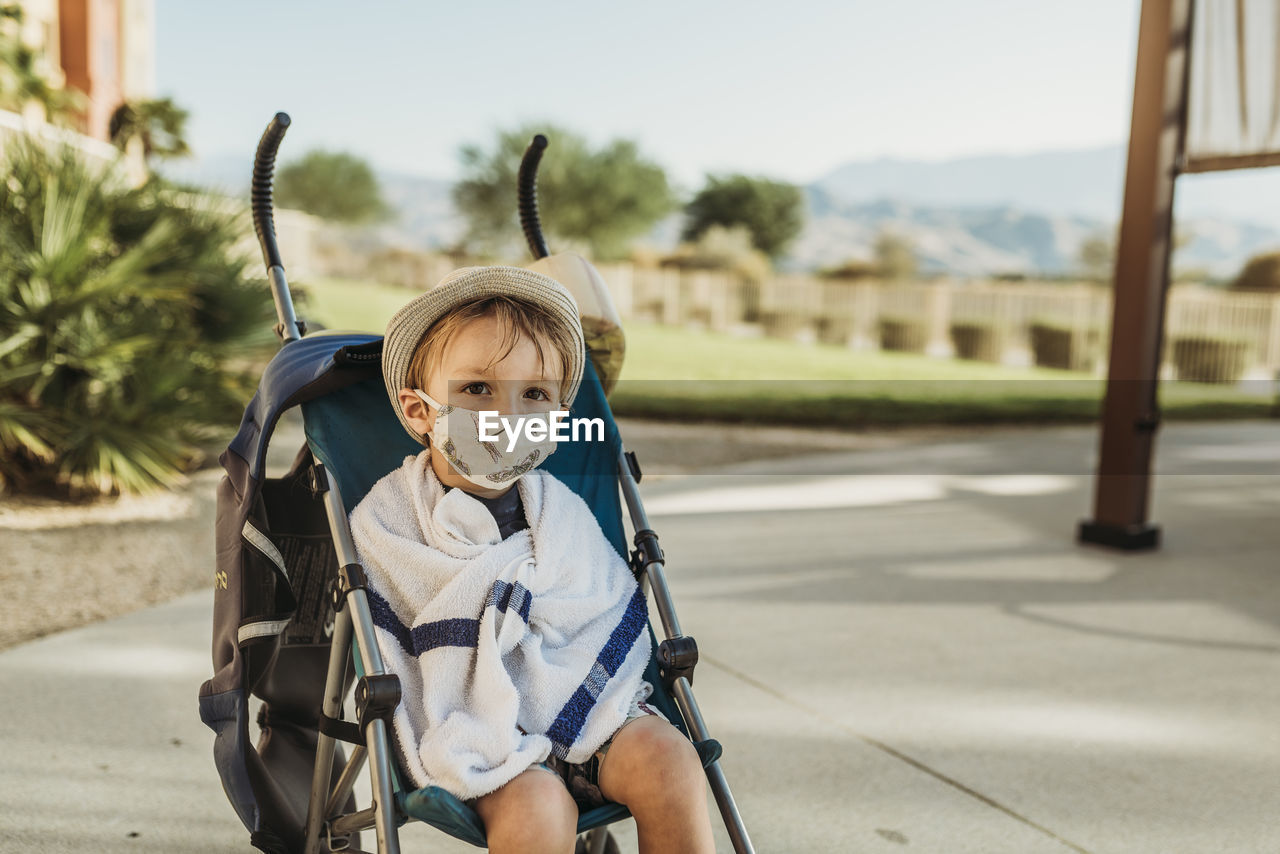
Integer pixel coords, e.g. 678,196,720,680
1185,0,1280,171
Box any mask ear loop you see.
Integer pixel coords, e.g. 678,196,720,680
412,388,439,448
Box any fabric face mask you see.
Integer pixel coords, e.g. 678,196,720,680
413,389,560,488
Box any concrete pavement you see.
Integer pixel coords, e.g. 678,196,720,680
1,420,1277,852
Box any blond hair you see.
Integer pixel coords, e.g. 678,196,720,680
405,295,578,404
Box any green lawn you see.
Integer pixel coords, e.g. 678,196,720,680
295,277,1275,427
294,277,419,335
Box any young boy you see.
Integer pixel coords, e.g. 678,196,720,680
349,266,716,854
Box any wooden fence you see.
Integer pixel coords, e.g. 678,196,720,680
596,265,1280,383
267,215,1280,384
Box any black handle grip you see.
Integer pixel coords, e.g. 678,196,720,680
251,112,291,270
518,134,550,260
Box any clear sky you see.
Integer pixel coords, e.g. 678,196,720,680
157,0,1141,189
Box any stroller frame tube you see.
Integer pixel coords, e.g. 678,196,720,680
269,265,304,344
325,744,368,818
303,596,351,852
616,450,757,854
303,472,403,854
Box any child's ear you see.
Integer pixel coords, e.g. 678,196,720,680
398,388,434,436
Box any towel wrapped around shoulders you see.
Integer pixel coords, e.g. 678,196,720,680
348,450,651,801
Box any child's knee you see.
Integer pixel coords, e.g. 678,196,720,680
607,719,705,798
477,769,578,848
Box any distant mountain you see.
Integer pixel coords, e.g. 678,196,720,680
168,147,1280,277
796,147,1280,276
790,190,1280,277
815,147,1126,220
791,192,1096,275
813,145,1280,228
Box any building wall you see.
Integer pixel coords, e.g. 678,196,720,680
13,0,152,138
53,0,152,140
119,0,153,99
57,0,118,139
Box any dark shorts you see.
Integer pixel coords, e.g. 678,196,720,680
532,693,667,809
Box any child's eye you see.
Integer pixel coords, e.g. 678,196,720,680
525,387,551,401
462,382,490,395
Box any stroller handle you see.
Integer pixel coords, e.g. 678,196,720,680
518,134,550,260
250,112,304,344
252,111,291,270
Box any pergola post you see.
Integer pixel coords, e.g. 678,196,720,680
1078,0,1195,551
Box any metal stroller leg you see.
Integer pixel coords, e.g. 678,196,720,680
304,606,354,854
326,745,368,819
302,469,404,854
616,450,757,854
582,825,612,854
671,678,754,854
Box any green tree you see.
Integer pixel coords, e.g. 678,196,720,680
1077,230,1115,281
874,230,918,280
0,139,274,496
1230,251,1280,293
453,123,676,260
681,174,804,259
108,97,191,164
0,5,82,122
275,150,391,224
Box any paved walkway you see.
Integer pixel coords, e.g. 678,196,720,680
1,421,1277,852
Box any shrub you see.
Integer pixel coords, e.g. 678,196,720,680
761,310,808,339
878,316,927,353
1028,321,1100,371
1230,251,1280,293
0,140,275,496
815,315,855,346
950,322,1003,362
1170,336,1250,384
818,259,878,281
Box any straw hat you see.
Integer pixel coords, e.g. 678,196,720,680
381,266,585,443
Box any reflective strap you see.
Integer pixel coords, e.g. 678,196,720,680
237,618,291,644
242,520,288,581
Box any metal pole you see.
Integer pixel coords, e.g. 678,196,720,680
303,607,353,854
319,471,402,854
1078,0,1194,551
671,677,756,854
616,450,756,853
325,745,368,819
616,451,682,638
268,265,304,344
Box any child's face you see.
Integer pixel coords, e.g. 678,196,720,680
398,313,564,497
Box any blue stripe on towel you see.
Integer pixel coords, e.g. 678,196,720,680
367,587,480,656
545,586,649,757
487,581,533,624
412,618,480,653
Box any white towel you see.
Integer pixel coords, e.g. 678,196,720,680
348,451,651,801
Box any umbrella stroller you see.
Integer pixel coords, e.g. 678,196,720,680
199,113,755,854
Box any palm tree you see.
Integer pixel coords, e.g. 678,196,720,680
108,97,192,164
0,139,273,496
0,6,83,123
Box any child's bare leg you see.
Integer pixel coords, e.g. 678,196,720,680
597,716,716,854
473,767,578,854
